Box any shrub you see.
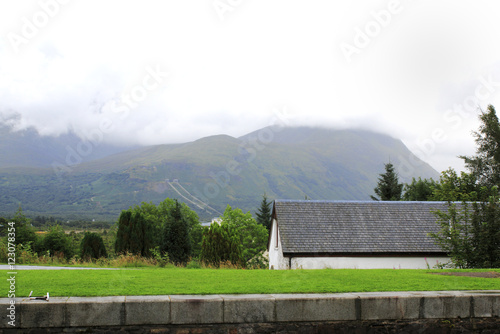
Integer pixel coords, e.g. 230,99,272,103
80,232,108,260
42,225,74,260
150,246,170,267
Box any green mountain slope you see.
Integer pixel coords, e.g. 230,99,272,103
0,126,439,221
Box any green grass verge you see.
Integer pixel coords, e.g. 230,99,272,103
2,268,499,297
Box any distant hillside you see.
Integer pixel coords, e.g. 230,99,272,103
0,124,135,168
0,126,439,221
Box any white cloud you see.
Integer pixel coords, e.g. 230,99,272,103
1,0,500,173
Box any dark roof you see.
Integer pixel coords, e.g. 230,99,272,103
272,200,449,255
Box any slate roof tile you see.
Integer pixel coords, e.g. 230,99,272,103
273,200,449,254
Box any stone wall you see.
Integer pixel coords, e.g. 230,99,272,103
1,290,499,333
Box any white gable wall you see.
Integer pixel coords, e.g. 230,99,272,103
268,218,289,270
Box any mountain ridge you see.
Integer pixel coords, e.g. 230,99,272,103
0,124,137,169
0,126,439,220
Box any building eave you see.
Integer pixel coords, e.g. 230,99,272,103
282,251,448,258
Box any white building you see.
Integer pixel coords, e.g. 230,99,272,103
268,200,450,270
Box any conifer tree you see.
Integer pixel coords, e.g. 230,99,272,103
80,232,108,260
115,209,154,257
115,209,132,255
371,163,403,201
161,200,191,265
200,221,243,268
255,193,272,231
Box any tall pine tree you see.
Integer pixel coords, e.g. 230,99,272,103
161,199,191,265
115,209,154,257
255,193,272,231
371,162,403,201
115,209,132,255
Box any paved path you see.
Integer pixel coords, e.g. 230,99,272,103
0,265,118,270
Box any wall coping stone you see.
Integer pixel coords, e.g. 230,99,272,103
1,290,499,329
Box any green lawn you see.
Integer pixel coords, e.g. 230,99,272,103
3,268,499,297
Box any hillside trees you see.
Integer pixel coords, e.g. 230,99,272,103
371,163,403,201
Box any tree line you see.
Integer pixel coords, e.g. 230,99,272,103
0,195,273,268
372,105,500,268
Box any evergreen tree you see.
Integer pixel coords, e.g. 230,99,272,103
255,193,272,231
460,105,500,189
80,232,107,260
161,200,191,265
114,209,154,257
115,198,202,260
115,209,132,255
200,220,243,268
157,198,202,258
371,163,403,201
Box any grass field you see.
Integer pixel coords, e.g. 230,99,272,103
2,268,500,297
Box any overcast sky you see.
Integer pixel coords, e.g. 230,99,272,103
2,0,500,174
